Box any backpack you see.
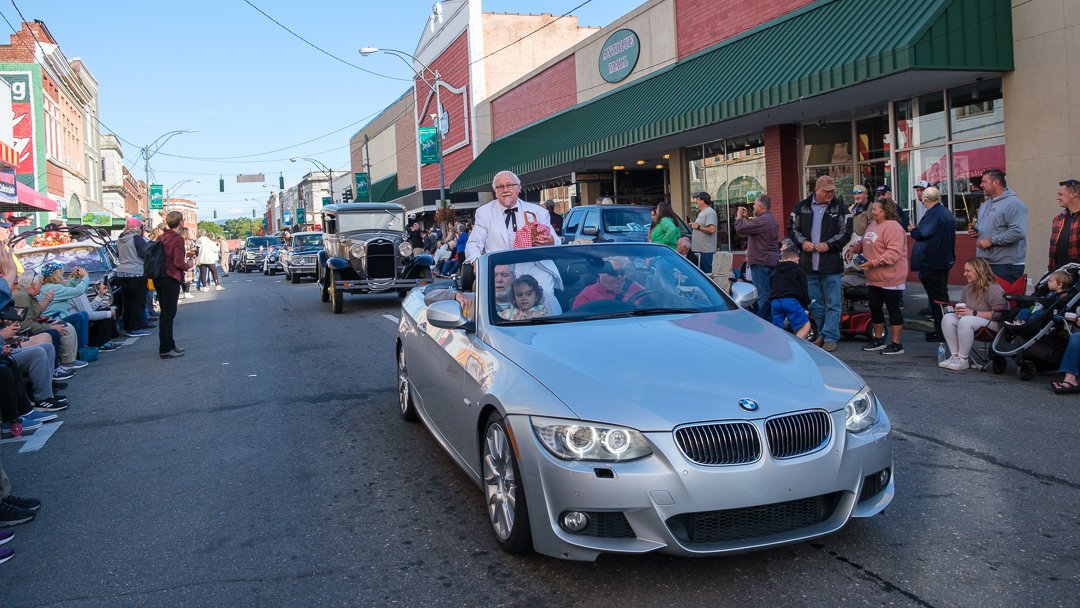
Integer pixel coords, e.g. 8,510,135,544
143,240,166,279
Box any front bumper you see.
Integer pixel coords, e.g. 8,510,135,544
334,277,431,293
505,408,893,561
286,262,317,275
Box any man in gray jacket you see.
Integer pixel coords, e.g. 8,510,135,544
968,169,1027,283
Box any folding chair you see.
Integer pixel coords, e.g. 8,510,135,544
969,274,1027,371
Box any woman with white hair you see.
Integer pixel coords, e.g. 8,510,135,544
195,230,223,291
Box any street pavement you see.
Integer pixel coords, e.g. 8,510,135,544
0,273,1076,607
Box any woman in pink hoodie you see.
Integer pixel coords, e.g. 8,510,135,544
846,199,909,355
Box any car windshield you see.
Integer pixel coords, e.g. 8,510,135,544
291,234,322,248
16,245,112,274
246,237,281,249
486,244,734,325
337,211,404,233
602,207,653,233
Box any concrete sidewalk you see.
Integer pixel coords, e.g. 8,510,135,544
899,280,965,335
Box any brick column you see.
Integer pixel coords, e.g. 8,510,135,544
765,124,801,240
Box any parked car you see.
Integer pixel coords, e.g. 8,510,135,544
561,204,691,244
281,231,323,284
12,225,120,305
396,242,893,561
238,236,282,273
318,203,435,313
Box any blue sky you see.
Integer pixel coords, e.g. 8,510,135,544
17,1,616,218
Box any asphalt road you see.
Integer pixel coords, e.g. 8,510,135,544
1,273,1077,607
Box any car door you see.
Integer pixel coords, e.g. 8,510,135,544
407,301,471,464
578,209,601,243
562,209,582,243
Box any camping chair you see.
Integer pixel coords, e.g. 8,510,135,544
969,273,1028,371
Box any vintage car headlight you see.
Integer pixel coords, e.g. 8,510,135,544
398,242,413,257
531,416,652,461
845,386,879,433
350,243,367,258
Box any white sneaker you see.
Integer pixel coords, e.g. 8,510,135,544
938,354,957,368
215,285,225,291
945,357,970,370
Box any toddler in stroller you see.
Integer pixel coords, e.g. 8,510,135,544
992,263,1080,379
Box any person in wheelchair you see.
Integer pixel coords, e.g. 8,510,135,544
571,258,644,309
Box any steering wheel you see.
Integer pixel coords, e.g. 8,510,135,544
627,289,660,304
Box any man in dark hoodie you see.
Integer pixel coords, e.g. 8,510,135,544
769,245,812,339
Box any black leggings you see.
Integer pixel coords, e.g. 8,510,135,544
868,286,904,327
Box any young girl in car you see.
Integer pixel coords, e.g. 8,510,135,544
499,274,549,321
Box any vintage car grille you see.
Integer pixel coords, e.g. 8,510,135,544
666,493,841,545
365,241,396,279
764,411,831,459
674,422,761,465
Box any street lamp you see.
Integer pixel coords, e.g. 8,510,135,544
291,157,335,231
359,47,446,208
141,129,195,187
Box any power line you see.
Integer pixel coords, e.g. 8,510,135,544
240,0,410,82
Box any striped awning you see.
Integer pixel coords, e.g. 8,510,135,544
0,141,16,169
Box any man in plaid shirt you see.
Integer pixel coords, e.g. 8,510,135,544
1049,178,1080,271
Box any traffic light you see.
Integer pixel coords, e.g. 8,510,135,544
213,209,217,219
343,186,353,202
279,174,285,190
219,176,225,192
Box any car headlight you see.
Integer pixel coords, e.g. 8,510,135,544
350,243,367,258
398,242,412,257
844,386,879,433
531,416,652,461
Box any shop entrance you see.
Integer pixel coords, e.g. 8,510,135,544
613,168,666,206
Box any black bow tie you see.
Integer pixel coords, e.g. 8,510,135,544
504,207,518,231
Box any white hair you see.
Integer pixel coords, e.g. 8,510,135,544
491,171,520,190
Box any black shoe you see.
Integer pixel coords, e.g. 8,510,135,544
862,338,886,351
160,350,185,359
52,381,67,390
924,332,944,342
49,394,68,405
881,342,905,355
2,495,40,512
0,502,35,527
34,397,69,412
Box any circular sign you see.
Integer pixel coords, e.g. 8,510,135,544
598,29,640,83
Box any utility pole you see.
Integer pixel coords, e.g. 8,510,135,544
364,134,372,202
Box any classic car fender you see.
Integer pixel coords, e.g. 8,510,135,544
402,254,435,279
326,256,350,271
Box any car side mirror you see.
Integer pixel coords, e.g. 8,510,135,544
730,282,758,309
428,300,469,330
581,226,599,237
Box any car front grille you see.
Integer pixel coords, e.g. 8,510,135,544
764,411,831,459
674,422,761,465
365,241,395,279
576,512,636,538
666,493,842,545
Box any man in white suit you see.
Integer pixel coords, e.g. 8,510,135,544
466,170,562,312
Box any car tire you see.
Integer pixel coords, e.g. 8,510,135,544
319,270,330,302
290,272,300,284
268,266,276,276
397,346,419,422
482,412,533,554
330,271,344,314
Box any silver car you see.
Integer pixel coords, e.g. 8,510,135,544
396,243,893,561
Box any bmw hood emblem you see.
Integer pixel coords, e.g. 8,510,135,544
738,398,759,412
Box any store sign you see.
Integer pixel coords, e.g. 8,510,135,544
418,126,439,164
149,184,163,209
598,29,639,83
1,72,38,185
82,212,112,227
0,168,15,204
573,171,613,183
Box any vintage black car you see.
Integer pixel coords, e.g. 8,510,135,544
239,236,282,273
281,231,323,284
318,203,434,313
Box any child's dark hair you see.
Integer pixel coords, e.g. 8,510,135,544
1049,270,1074,291
512,274,543,304
780,245,800,261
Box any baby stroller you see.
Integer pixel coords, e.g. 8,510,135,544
991,262,1080,380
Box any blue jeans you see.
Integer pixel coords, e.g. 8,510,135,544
1058,333,1080,375
696,251,714,274
750,265,774,320
806,272,842,343
61,311,90,350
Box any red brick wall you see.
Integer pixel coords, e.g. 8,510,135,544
764,124,800,239
491,55,577,139
0,22,50,63
420,32,473,191
675,0,813,59
46,160,63,196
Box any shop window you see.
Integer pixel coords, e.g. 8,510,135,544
855,116,889,162
894,93,946,149
949,81,1004,140
684,134,766,252
951,136,1005,229
803,122,852,166
805,165,854,201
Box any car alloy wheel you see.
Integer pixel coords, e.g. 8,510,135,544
397,346,418,422
482,413,532,553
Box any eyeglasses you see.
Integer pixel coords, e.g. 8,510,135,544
852,190,866,194
494,183,519,191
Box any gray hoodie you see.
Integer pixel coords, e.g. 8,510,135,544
975,187,1027,266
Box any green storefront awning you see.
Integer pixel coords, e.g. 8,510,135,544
369,173,416,202
452,0,1012,192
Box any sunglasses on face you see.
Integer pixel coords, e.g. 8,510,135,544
852,190,865,194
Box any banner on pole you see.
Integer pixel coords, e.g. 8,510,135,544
149,184,163,209
354,172,369,199
418,126,439,165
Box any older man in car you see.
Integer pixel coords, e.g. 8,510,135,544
572,258,644,308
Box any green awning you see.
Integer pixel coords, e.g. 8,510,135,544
452,0,1012,192
369,173,416,202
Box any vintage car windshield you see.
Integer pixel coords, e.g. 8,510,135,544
291,234,323,248
487,244,734,325
337,211,404,233
17,245,112,274
602,207,652,234
246,237,281,249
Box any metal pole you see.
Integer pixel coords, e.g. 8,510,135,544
364,134,372,202
434,71,446,207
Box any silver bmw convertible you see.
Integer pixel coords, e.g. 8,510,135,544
396,243,893,561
